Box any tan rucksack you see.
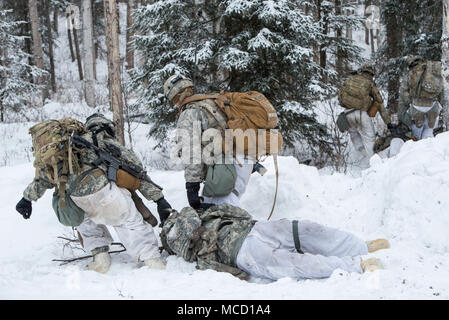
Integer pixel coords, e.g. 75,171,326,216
29,118,87,204
181,91,282,220
181,91,283,158
410,61,442,104
338,74,373,110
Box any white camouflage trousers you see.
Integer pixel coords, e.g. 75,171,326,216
236,219,368,280
72,182,160,261
377,137,405,159
203,155,253,207
411,115,439,140
346,110,376,159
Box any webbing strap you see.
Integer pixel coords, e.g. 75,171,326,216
180,94,219,106
292,220,304,254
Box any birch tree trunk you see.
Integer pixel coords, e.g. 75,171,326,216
442,0,449,130
104,0,125,145
28,0,47,105
82,0,96,107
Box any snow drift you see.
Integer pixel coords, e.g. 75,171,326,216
1,132,448,299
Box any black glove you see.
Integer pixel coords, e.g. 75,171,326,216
156,197,172,225
186,182,202,209
16,197,32,219
387,123,398,131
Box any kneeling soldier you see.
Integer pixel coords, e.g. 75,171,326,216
15,115,172,273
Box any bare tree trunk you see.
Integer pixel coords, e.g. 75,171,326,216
28,0,47,105
45,0,56,93
442,0,449,129
370,28,375,56
104,0,125,145
335,0,344,78
66,10,76,62
126,0,135,70
53,7,59,34
384,3,402,114
82,0,96,107
71,7,84,81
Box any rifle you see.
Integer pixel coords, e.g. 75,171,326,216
70,133,162,189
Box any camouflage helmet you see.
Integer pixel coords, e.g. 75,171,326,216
85,113,116,138
407,55,424,68
359,64,375,76
163,74,194,102
160,207,201,260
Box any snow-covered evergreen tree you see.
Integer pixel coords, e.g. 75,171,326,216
0,9,45,121
128,0,363,160
376,0,442,112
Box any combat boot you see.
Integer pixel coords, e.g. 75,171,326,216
361,258,383,272
366,239,390,253
88,246,111,274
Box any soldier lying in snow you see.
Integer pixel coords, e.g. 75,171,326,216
15,114,172,273
161,204,390,281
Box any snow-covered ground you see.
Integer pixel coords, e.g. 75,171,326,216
1,111,448,298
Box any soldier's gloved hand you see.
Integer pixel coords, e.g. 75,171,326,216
156,197,172,225
186,182,202,210
387,123,397,131
16,197,32,219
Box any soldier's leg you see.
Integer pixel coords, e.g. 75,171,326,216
298,220,368,257
236,228,363,280
358,112,376,158
112,187,161,262
388,138,405,157
250,219,368,258
76,217,113,252
421,115,438,139
346,112,367,156
76,218,113,273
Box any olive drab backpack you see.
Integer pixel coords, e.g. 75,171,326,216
29,118,87,226
338,74,373,110
410,61,443,104
181,91,283,220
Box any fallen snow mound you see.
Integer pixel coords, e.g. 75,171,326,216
1,133,448,299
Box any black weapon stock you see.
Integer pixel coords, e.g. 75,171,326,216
70,133,161,188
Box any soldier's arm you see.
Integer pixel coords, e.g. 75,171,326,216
197,256,250,280
138,179,164,202
103,137,165,202
23,174,55,202
176,108,205,183
371,85,391,124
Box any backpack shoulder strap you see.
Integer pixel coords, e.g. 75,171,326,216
180,94,219,106
181,94,228,129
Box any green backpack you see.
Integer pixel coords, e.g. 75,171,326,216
29,118,87,226
338,74,373,110
410,61,443,105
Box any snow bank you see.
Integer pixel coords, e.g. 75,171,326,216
1,130,448,299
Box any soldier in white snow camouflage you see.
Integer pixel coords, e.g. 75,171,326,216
17,114,172,273
161,204,391,281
